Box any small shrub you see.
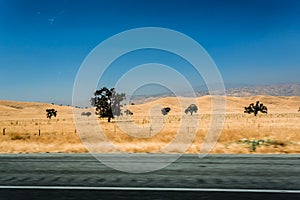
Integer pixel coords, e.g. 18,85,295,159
11,135,27,140
239,138,286,152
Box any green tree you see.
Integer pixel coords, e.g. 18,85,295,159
185,104,198,115
244,101,268,116
90,87,125,122
161,107,171,115
46,109,57,119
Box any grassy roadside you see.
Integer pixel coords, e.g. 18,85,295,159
0,113,299,154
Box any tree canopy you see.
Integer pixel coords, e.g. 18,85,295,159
46,108,57,119
161,107,171,115
244,101,268,116
185,104,198,115
90,87,125,122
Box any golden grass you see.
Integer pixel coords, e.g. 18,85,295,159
0,96,299,154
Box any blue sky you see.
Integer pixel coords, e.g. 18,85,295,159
0,0,299,104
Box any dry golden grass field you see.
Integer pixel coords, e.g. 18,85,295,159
0,95,299,154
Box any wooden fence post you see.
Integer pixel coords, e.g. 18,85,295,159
149,126,152,137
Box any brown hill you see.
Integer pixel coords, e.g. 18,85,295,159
0,100,74,120
127,95,300,115
0,96,299,154
1,96,299,120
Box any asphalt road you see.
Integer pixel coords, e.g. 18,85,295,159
0,154,299,200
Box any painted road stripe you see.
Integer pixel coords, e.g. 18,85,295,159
0,186,299,193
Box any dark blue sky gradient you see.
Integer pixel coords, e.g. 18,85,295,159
0,0,299,104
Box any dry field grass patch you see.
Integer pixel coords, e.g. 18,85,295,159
0,96,299,154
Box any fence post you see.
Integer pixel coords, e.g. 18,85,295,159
39,129,41,136
3,128,5,135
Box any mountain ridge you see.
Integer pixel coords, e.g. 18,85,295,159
225,83,300,96
129,83,300,104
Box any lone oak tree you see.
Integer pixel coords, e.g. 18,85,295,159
244,101,268,116
90,87,125,122
46,109,57,119
161,107,171,115
185,104,198,115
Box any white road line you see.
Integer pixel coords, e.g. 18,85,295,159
0,186,299,193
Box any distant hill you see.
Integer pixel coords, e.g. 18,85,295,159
129,83,300,104
1,95,299,120
0,100,74,120
225,83,300,96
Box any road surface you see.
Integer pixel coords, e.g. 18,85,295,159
0,154,299,199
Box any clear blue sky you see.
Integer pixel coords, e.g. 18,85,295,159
1,0,299,104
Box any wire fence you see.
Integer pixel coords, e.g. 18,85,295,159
0,113,299,137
